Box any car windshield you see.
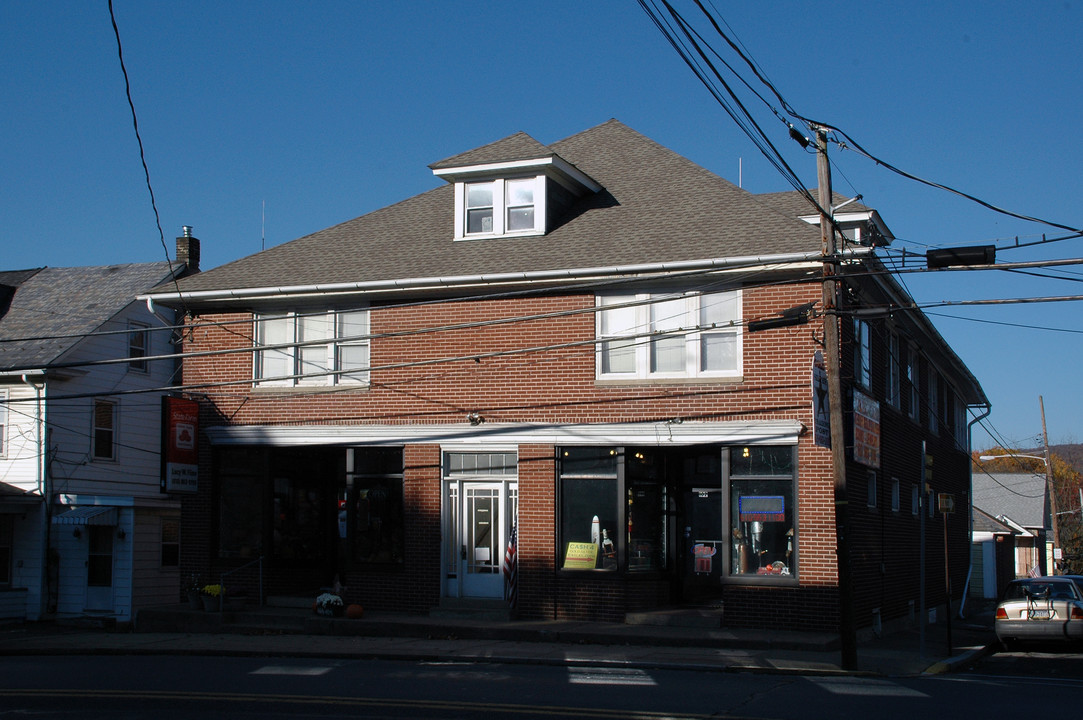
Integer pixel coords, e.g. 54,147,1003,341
1004,580,1078,601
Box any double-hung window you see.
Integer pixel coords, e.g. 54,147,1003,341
927,370,939,435
254,309,369,386
886,332,900,409
597,290,742,380
905,345,920,422
128,321,149,373
853,318,871,389
92,399,117,461
0,390,6,457
460,176,544,239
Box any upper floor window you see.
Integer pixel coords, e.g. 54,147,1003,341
853,318,871,389
905,344,920,422
92,398,117,460
254,309,369,387
128,321,149,373
954,393,968,448
0,391,6,457
927,370,940,435
459,176,545,239
886,332,900,409
596,290,742,380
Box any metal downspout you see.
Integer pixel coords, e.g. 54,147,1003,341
959,402,992,618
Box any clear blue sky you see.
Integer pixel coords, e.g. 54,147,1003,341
3,1,1080,449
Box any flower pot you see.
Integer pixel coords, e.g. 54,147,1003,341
187,590,202,610
202,594,221,612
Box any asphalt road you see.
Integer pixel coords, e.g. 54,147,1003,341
1,652,1082,720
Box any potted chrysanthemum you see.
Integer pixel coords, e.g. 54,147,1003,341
201,584,223,612
315,592,344,617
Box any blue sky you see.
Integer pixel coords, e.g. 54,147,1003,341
3,1,1081,449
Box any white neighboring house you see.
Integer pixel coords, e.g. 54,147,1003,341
0,238,197,623
972,472,1051,579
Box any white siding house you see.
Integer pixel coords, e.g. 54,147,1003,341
0,242,197,624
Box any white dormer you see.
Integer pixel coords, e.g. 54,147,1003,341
431,136,600,241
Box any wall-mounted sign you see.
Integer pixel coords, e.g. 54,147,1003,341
812,351,830,449
852,390,881,468
162,396,199,494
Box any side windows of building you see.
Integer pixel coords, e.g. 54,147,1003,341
853,318,872,390
128,320,149,373
92,398,117,461
596,290,742,380
0,390,7,458
253,309,369,387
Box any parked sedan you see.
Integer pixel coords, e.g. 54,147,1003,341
995,577,1083,650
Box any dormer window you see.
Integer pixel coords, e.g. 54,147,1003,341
430,132,601,241
460,176,545,239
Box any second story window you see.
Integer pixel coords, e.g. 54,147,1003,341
128,321,149,372
0,391,7,457
597,290,742,380
853,318,871,389
92,399,117,461
254,309,369,387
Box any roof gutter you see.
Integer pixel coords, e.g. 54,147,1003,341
140,247,874,306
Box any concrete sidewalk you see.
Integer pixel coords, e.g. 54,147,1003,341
0,605,999,678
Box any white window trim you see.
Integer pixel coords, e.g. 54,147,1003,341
454,175,546,240
596,290,743,381
253,309,370,387
891,477,900,513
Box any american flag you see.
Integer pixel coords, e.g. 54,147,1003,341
502,524,518,608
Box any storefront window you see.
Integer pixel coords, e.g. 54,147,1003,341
626,450,667,573
559,448,618,570
346,447,404,565
217,447,266,559
729,446,796,578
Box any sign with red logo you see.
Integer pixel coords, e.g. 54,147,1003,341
162,396,199,494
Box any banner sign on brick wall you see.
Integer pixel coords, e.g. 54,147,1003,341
852,390,881,468
162,396,199,494
812,351,830,448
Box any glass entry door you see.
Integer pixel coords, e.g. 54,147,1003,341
461,482,503,597
442,451,517,599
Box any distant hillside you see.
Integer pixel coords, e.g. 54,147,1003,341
997,444,1083,475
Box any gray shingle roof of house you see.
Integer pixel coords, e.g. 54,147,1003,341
973,506,1016,534
972,472,1048,530
429,131,555,170
162,119,825,296
0,262,178,371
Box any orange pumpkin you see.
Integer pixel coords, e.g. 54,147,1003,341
345,603,364,619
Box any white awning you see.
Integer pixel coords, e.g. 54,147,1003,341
51,506,118,526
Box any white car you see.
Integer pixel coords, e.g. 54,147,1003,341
995,577,1083,650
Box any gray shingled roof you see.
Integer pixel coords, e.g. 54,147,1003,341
972,472,1048,530
0,262,178,371
163,119,824,296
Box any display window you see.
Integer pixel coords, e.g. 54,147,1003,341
728,446,796,578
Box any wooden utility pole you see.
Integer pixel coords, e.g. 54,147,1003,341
815,126,857,669
1040,395,1061,573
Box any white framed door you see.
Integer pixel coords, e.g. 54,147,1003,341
461,481,504,597
442,450,518,599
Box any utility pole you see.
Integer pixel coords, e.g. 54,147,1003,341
815,126,857,669
1040,395,1060,573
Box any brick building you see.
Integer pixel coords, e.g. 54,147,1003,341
145,120,986,632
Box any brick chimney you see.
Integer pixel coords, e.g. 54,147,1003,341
175,225,201,274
